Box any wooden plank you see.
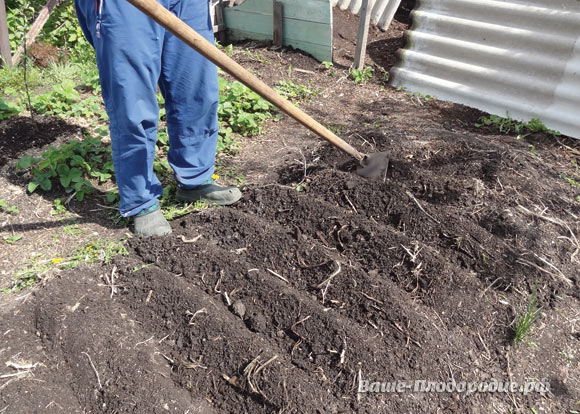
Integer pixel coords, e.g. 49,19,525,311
273,0,283,46
0,0,11,67
12,0,59,65
353,0,373,70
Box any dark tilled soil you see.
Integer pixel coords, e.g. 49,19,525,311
0,116,79,167
1,7,579,414
2,122,579,412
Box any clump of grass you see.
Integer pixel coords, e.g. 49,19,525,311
1,238,127,293
512,288,541,346
159,183,210,220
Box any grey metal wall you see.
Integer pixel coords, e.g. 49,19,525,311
331,0,402,30
390,0,580,139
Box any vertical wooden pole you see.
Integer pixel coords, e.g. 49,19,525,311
273,0,283,47
353,0,373,70
0,0,12,67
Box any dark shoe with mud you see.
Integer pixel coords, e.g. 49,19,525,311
133,208,172,236
176,183,242,206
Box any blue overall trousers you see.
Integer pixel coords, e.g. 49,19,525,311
74,0,219,217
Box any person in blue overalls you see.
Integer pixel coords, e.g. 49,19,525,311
74,0,243,236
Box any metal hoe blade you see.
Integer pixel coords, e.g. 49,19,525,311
356,152,390,179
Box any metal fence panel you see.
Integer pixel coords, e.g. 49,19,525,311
331,0,401,30
390,0,580,139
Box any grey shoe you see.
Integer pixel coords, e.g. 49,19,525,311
133,209,172,236
176,183,242,206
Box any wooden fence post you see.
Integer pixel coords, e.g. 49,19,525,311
273,0,283,46
353,0,373,70
0,0,12,67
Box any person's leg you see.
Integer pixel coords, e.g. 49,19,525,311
159,0,219,187
74,0,167,220
159,0,240,205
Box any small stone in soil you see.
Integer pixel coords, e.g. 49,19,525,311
231,300,246,319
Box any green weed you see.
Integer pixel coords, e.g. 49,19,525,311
349,66,374,84
321,61,333,69
512,288,540,346
0,98,21,119
0,199,19,214
327,123,346,135
214,163,246,186
65,239,128,267
274,79,319,103
476,115,560,137
51,198,69,215
4,234,23,244
132,264,151,273
0,64,43,99
63,224,83,236
158,183,209,220
407,91,434,101
31,79,79,114
561,174,580,188
2,238,127,293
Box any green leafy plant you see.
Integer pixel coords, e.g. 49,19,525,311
561,174,580,188
475,114,523,135
0,98,21,119
4,234,23,244
16,136,113,201
475,115,560,137
321,61,333,69
407,91,434,102
0,199,19,214
31,79,80,115
327,123,346,135
512,288,540,346
349,66,374,84
217,77,273,153
274,79,319,103
5,0,35,51
51,198,69,215
63,224,83,236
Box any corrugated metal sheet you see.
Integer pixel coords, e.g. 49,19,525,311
330,0,402,30
390,0,580,139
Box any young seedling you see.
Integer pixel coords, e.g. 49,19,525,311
4,234,23,244
512,288,540,346
0,199,19,214
349,66,374,84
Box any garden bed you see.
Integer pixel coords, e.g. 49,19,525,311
0,8,579,414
